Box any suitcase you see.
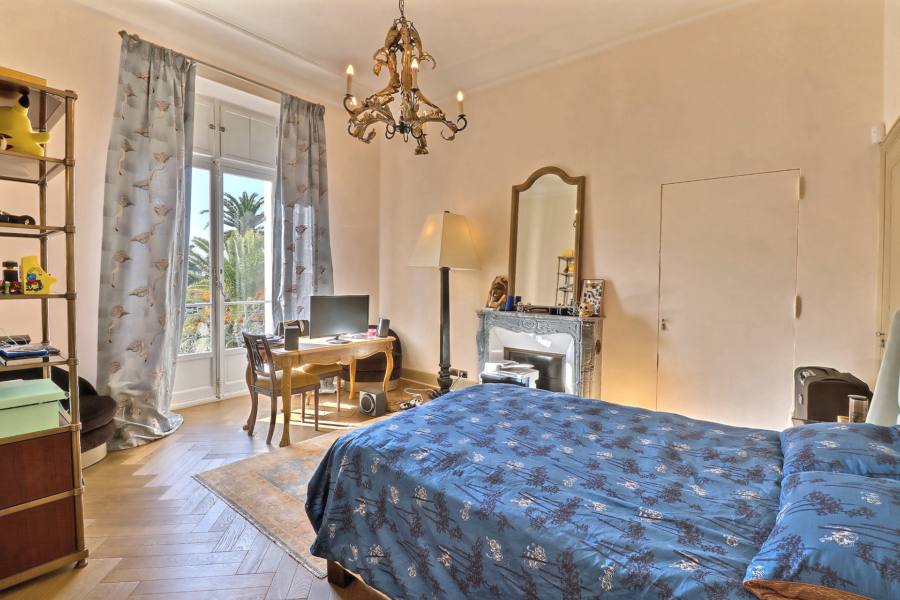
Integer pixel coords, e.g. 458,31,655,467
792,366,871,426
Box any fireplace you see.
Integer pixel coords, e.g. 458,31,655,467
476,310,603,399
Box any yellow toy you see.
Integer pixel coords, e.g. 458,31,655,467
0,94,51,156
21,256,57,294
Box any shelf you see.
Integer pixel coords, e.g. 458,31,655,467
0,73,74,134
0,223,65,239
0,356,67,373
0,149,65,184
558,272,574,277
0,294,66,300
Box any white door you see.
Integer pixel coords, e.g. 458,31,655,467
173,162,217,406
657,170,800,430
173,97,277,407
879,127,900,360
218,168,275,397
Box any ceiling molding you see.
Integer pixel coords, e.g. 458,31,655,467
462,0,761,98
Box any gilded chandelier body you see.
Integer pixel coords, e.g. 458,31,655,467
343,0,467,155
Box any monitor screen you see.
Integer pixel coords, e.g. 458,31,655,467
309,295,369,339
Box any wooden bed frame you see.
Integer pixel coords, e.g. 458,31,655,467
327,560,351,588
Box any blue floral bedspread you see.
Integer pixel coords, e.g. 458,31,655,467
306,385,784,599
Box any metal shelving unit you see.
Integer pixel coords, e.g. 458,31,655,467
556,255,575,306
0,71,87,591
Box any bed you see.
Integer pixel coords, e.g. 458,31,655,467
306,384,786,599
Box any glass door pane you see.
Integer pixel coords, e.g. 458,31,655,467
181,167,213,354
221,173,272,349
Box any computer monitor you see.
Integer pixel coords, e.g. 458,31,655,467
309,295,369,344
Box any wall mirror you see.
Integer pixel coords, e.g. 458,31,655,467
509,166,585,307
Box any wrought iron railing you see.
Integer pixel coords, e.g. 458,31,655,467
179,301,268,354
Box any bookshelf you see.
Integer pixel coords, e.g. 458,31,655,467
0,70,87,591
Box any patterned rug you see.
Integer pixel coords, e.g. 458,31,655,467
194,426,355,578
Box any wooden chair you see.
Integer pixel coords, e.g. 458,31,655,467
243,332,322,442
278,320,344,414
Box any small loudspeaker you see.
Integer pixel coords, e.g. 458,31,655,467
359,388,387,417
284,325,300,350
376,318,390,338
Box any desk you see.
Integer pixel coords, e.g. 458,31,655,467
248,336,394,447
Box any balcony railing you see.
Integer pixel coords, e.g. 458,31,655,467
179,301,268,355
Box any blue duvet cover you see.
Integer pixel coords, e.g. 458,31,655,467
306,385,783,599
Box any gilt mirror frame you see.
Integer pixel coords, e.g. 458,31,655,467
508,166,586,307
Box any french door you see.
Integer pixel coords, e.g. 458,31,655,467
172,158,275,406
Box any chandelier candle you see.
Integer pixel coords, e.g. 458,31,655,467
457,91,464,115
343,0,468,155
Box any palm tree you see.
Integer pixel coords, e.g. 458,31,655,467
224,191,264,235
188,237,210,286
223,229,266,301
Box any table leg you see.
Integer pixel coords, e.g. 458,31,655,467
279,355,295,447
349,357,357,398
383,341,393,392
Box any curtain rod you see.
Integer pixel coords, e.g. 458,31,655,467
118,30,283,96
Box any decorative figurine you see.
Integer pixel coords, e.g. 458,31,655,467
20,255,57,294
0,93,51,156
485,275,509,309
579,302,594,318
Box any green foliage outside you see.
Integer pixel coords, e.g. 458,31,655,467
181,191,267,353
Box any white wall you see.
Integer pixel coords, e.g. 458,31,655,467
380,0,885,410
885,0,900,128
0,0,381,384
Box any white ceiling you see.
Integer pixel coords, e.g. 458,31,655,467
63,0,751,104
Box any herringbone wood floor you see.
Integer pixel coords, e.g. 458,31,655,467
0,384,424,600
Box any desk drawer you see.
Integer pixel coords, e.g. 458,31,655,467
0,431,74,510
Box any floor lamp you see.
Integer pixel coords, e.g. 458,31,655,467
408,212,480,395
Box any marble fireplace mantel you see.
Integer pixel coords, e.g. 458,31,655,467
476,310,603,398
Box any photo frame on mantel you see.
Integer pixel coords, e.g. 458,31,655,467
581,279,605,317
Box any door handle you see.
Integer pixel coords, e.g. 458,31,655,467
216,280,226,299
660,319,667,331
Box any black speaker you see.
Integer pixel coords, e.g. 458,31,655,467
284,325,300,350
359,388,387,417
376,318,390,338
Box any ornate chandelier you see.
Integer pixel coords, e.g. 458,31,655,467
344,0,467,155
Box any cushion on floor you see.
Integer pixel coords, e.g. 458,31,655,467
81,418,116,452
80,395,117,432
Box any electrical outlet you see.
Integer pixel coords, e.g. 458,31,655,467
449,368,468,379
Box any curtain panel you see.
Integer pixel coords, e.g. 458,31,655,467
96,34,196,450
272,94,334,325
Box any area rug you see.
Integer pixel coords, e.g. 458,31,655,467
194,426,355,578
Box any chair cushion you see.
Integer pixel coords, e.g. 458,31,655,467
743,471,900,600
780,422,900,480
255,369,319,390
302,363,342,377
80,395,117,432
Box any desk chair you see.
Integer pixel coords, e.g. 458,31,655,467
243,332,322,441
278,320,344,415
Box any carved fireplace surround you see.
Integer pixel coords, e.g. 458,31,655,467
476,310,603,398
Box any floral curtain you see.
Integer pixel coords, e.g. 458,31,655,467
96,34,195,450
272,94,334,325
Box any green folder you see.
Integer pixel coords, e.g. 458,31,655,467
0,379,67,439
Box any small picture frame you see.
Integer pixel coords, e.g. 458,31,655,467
580,279,605,317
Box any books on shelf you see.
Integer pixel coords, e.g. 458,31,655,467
0,343,61,365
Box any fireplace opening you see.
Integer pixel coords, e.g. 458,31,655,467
504,348,566,392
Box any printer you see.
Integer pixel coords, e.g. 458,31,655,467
480,361,540,388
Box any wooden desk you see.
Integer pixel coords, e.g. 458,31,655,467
249,336,395,447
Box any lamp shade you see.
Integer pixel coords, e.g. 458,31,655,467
408,212,480,270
